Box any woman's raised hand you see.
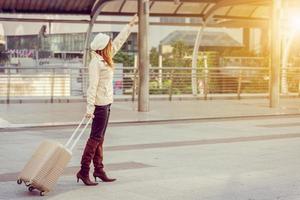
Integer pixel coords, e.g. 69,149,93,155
129,14,138,26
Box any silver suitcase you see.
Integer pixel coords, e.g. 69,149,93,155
17,117,91,196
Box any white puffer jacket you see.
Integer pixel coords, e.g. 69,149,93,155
86,24,133,114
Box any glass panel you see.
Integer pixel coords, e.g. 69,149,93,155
214,6,230,16
177,3,207,14
228,5,256,17
203,3,215,14
121,1,137,13
252,6,270,18
151,2,178,14
101,1,123,12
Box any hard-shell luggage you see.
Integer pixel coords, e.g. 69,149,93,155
17,117,91,196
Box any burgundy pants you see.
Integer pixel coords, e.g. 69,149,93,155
89,104,111,141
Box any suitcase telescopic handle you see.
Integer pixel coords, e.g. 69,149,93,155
65,117,85,147
65,116,92,151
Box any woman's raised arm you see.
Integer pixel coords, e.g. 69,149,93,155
112,14,138,57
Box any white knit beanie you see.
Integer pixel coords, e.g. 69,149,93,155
90,33,111,51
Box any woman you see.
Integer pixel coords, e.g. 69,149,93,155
77,14,138,186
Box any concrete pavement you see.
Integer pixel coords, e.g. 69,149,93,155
1,115,300,199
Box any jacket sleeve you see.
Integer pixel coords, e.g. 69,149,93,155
86,58,100,115
112,24,134,57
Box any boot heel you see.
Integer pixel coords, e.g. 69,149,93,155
94,176,97,182
76,172,98,186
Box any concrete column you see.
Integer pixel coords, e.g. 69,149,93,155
270,0,282,108
138,0,150,112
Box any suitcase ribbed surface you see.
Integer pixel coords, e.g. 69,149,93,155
17,141,59,183
32,147,71,192
18,140,72,192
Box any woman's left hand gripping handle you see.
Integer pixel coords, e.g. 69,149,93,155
85,113,95,119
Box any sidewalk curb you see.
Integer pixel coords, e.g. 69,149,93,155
2,113,300,130
0,94,271,104
2,94,300,104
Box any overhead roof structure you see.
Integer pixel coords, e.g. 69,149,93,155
0,0,271,21
0,0,281,29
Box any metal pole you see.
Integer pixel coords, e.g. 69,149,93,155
82,22,93,97
269,0,282,108
138,0,150,112
191,21,206,96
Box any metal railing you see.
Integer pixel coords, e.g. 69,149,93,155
0,65,273,103
149,66,270,100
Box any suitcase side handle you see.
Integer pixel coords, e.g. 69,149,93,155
65,117,92,151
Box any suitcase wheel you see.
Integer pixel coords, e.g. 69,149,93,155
17,179,22,185
28,186,35,192
40,191,46,196
25,182,31,187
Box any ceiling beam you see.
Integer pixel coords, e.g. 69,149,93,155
129,0,218,2
0,17,267,28
214,15,268,21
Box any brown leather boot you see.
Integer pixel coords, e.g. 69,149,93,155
77,138,99,186
93,139,116,182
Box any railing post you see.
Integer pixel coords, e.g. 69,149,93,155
204,76,208,100
50,68,55,103
132,68,138,102
6,68,10,104
80,68,85,97
237,70,242,100
204,56,209,100
168,69,174,101
298,79,300,97
158,55,163,89
132,54,138,102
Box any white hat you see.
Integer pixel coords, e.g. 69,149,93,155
90,33,111,51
